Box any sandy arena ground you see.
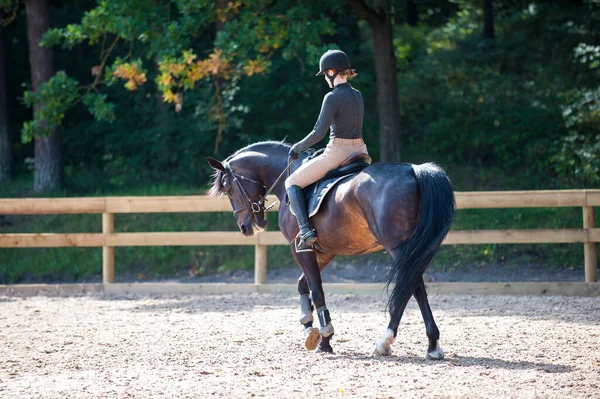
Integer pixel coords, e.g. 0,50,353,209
1,292,599,398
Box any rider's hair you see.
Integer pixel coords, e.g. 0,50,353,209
339,69,357,79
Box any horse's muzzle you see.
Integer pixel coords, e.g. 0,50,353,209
239,223,253,236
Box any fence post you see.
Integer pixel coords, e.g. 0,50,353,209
103,212,115,284
583,206,597,283
255,234,267,285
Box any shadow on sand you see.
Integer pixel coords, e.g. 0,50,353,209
321,352,572,373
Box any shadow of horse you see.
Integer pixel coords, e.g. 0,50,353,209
322,352,572,373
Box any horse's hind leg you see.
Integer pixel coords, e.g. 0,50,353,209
373,295,411,357
413,278,444,359
373,277,444,359
373,247,414,357
297,273,320,350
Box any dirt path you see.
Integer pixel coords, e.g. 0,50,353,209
1,292,599,398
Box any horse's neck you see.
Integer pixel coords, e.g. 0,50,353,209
253,153,289,202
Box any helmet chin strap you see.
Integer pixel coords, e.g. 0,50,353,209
326,71,339,87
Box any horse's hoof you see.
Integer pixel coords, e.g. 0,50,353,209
304,327,321,351
315,344,334,354
426,341,444,360
372,345,392,357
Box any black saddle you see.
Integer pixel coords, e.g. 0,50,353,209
304,153,372,217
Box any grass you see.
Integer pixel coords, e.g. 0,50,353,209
0,173,597,284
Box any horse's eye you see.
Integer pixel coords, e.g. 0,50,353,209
221,175,232,195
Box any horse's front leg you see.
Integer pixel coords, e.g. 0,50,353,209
297,273,320,350
292,248,335,353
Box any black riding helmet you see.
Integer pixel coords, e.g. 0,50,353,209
316,49,351,86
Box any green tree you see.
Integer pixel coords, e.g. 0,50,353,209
482,0,494,39
25,0,63,192
347,0,403,162
0,10,14,183
407,1,418,27
23,0,334,160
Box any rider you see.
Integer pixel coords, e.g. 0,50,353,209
285,49,368,250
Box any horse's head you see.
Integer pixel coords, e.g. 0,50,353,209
206,156,269,236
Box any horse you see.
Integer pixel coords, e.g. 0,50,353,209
206,141,455,358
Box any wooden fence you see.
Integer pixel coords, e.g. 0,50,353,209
0,190,598,284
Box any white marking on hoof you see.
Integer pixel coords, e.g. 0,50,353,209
372,345,392,357
304,327,321,351
373,328,395,357
426,340,444,360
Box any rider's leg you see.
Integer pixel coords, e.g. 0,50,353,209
286,185,318,249
285,140,368,189
285,153,335,250
284,140,369,250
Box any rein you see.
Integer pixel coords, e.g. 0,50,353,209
227,158,295,216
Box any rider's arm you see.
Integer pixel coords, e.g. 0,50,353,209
293,93,336,153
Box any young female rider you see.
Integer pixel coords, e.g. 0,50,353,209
285,49,368,250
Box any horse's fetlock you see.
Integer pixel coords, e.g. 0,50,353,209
299,294,314,324
300,313,314,325
381,328,396,346
320,323,334,338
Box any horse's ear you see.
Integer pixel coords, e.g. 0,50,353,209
206,157,226,172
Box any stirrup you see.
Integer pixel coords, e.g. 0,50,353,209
294,230,317,253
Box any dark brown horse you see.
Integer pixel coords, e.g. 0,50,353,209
206,141,455,358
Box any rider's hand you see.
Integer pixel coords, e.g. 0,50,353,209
288,145,300,160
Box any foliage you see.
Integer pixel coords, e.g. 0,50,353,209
3,1,600,281
551,1,600,185
397,1,600,187
554,87,600,185
23,0,334,154
21,71,115,142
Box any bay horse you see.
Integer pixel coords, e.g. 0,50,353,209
206,141,455,358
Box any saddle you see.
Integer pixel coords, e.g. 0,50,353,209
304,153,372,218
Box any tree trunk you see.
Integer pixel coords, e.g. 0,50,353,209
25,0,62,192
371,19,402,162
346,0,402,162
407,1,418,27
482,0,495,39
215,0,228,33
0,16,14,183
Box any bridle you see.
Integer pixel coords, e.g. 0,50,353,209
225,159,295,217
227,166,268,216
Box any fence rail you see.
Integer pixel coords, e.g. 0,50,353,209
0,190,598,283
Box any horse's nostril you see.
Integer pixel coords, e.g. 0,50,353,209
240,225,247,234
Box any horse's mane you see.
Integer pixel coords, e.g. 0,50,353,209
224,140,290,162
207,140,291,197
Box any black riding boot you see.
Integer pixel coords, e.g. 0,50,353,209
287,185,318,250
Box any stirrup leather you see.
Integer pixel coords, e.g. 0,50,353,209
294,229,317,253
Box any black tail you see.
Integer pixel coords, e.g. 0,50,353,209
387,163,455,315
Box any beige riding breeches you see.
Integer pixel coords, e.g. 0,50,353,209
285,138,368,189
